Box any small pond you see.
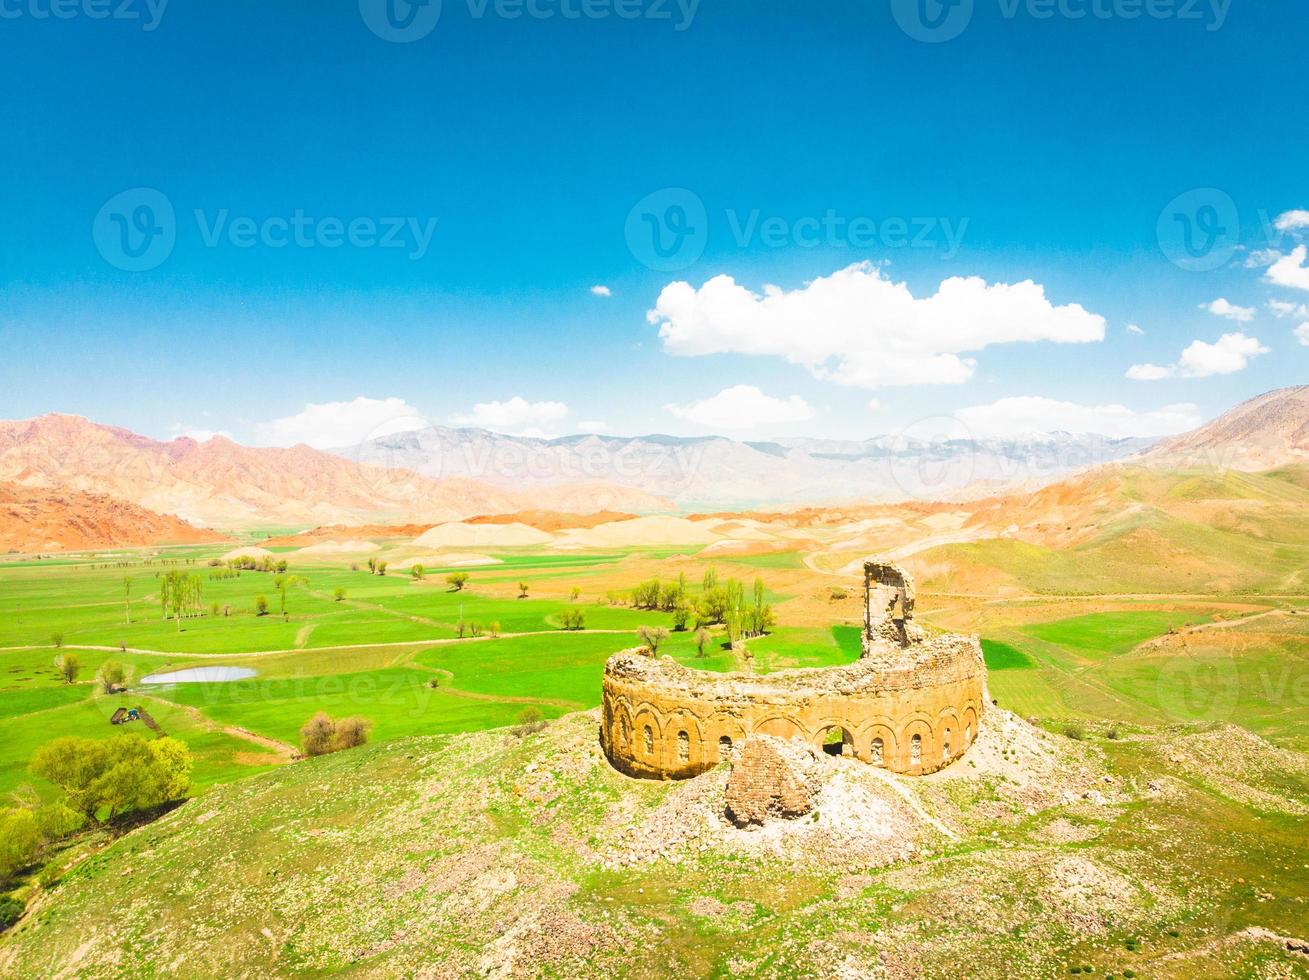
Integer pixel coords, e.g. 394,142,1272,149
140,666,257,685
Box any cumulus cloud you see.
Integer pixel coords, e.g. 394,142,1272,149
1127,332,1270,381
647,262,1106,388
451,397,569,435
1125,323,1145,336
256,396,428,449
1269,298,1309,319
1265,246,1309,291
1296,322,1309,347
1274,209,1309,233
577,419,609,433
955,396,1201,439
1201,298,1255,322
590,284,612,297
170,424,233,443
665,385,815,430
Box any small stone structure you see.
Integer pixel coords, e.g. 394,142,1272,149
723,735,821,827
600,559,986,779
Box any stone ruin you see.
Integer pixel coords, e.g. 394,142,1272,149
722,735,822,827
600,559,987,780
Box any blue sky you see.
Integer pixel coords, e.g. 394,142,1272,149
1,0,1306,447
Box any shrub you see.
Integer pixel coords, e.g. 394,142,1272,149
827,586,848,601
255,595,269,616
50,632,64,649
446,571,469,591
488,621,500,638
1062,723,1084,741
1105,726,1120,740
300,712,372,757
299,711,335,757
513,707,547,737
569,586,580,601
332,716,372,751
411,564,425,580
376,561,388,576
333,587,346,602
0,896,23,933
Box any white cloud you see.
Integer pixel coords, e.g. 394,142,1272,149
256,396,428,449
1201,298,1255,322
590,284,612,297
1125,323,1144,335
577,419,609,433
1296,323,1309,347
1128,332,1270,381
1265,246,1309,291
170,424,233,442
1125,363,1175,381
1268,299,1309,319
648,262,1106,389
1274,209,1309,233
451,397,569,434
665,385,815,430
866,398,882,411
955,396,1201,439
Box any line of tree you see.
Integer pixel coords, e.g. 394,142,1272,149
159,570,204,632
299,712,372,756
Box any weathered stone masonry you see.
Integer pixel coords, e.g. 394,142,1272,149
600,560,987,779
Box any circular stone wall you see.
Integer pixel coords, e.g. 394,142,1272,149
600,635,986,780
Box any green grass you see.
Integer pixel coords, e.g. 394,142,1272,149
745,625,863,673
981,639,1035,670
1022,611,1204,659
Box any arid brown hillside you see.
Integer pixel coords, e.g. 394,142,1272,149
1143,385,1309,471
0,482,229,552
0,415,670,529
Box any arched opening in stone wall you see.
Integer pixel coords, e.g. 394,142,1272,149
818,725,855,757
676,730,689,763
718,735,733,761
643,725,654,756
870,737,885,766
910,733,922,766
942,727,952,762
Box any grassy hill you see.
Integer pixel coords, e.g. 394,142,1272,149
3,711,1307,977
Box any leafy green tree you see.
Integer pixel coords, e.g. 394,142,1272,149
570,586,581,602
672,604,691,631
123,575,133,625
446,571,469,591
637,626,669,655
694,626,711,658
29,735,191,823
255,595,269,616
333,587,346,602
54,652,80,685
517,581,529,598
411,564,425,580
96,660,128,693
0,808,41,881
50,632,64,649
160,571,203,632
376,561,388,576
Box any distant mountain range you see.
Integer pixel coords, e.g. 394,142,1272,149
4,386,1308,552
337,426,1157,509
0,414,669,536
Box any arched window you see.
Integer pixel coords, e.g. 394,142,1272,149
718,735,733,760
910,733,922,765
677,730,689,762
620,716,630,748
643,725,653,755
942,728,952,761
870,737,884,766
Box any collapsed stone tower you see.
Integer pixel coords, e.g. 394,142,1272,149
600,559,987,780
